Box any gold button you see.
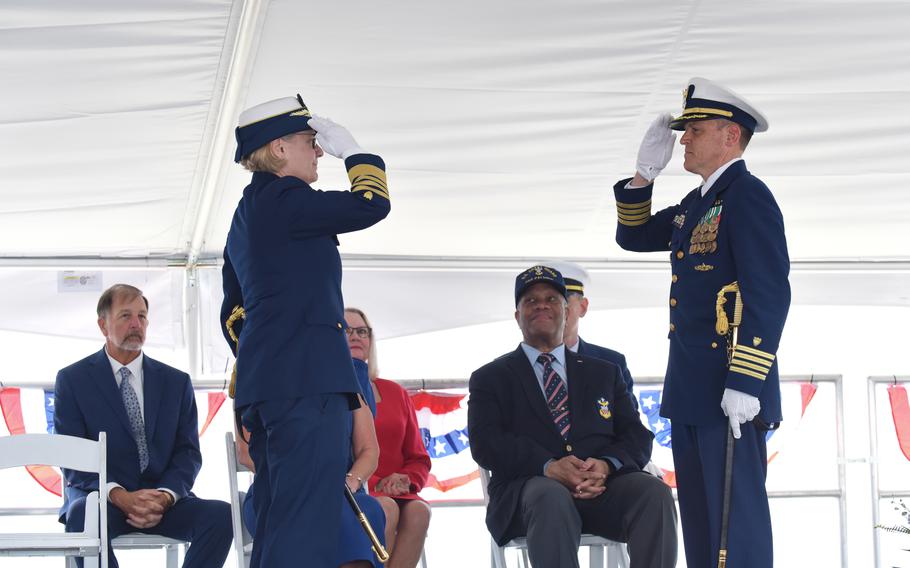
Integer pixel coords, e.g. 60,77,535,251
676,250,684,259
669,323,676,332
711,342,718,349
669,298,677,307
672,274,678,283
565,444,573,452
337,322,342,329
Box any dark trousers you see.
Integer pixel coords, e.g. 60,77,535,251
65,494,232,568
242,394,349,568
672,420,773,568
513,472,677,568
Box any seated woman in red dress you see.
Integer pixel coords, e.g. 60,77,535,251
344,307,432,568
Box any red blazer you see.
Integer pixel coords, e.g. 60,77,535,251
368,378,431,499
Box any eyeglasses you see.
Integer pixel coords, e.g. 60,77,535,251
345,326,372,339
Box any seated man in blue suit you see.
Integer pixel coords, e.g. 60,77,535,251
54,284,232,568
468,266,677,568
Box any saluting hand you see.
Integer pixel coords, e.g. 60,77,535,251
635,113,677,183
308,116,365,159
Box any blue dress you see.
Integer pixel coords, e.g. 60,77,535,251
337,358,386,566
242,358,386,566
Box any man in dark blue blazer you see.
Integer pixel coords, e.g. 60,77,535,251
613,78,790,568
468,266,677,568
54,284,231,568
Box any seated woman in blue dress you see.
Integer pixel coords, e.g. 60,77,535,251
238,357,386,567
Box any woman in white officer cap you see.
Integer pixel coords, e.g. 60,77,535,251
221,94,391,568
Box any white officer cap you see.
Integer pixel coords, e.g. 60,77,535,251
670,77,768,133
234,94,313,162
538,260,590,296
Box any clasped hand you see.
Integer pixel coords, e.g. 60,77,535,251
110,488,172,529
545,455,610,500
375,472,410,496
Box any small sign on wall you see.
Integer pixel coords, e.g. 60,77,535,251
57,271,102,293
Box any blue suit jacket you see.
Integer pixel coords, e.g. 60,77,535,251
575,338,636,407
221,154,390,408
468,347,653,544
614,160,790,425
53,349,202,521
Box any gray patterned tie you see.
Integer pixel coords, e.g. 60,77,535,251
119,367,149,472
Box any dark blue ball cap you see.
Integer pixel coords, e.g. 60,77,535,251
515,265,568,306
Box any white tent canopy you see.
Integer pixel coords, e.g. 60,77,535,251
2,4,910,567
1,0,909,364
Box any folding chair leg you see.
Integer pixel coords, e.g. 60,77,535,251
166,543,179,568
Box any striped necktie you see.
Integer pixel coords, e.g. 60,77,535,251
537,353,571,439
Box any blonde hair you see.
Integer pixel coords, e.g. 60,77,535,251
345,307,379,380
239,133,299,173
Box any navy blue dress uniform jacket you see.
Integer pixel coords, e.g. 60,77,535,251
221,154,390,408
54,349,202,520
468,347,654,545
576,338,636,401
613,160,790,425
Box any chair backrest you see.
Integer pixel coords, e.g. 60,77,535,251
479,466,492,503
0,433,104,473
0,432,108,568
225,432,252,568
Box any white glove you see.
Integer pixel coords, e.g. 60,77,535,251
720,388,760,439
635,113,677,182
307,115,365,159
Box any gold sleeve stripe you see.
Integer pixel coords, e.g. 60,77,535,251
735,345,776,361
617,199,652,226
732,352,774,368
617,200,652,213
348,164,389,197
729,359,771,374
618,211,651,222
619,217,649,227
616,211,651,221
352,183,390,200
729,366,768,380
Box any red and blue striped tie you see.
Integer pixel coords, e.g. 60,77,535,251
538,353,571,439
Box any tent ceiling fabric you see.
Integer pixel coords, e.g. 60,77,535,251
1,0,909,341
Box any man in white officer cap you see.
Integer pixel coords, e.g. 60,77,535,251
612,78,790,568
543,261,637,403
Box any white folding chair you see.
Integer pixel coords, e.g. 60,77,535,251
479,468,629,568
0,432,109,568
225,432,253,568
111,533,185,567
